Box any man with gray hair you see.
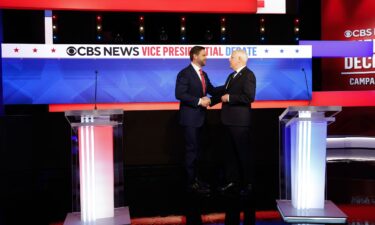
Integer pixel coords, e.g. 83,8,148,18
218,49,256,225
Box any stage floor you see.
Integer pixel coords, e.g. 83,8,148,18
48,204,375,225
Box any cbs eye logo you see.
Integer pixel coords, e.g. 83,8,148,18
66,46,77,56
344,29,373,38
344,30,352,38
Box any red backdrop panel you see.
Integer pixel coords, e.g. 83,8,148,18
0,0,257,13
321,0,375,91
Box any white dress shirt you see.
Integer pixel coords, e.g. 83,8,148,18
191,63,204,81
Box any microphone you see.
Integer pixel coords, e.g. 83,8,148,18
94,70,98,110
301,68,311,106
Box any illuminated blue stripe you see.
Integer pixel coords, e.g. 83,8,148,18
44,10,52,17
299,40,373,57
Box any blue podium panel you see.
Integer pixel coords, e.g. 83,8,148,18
290,113,327,209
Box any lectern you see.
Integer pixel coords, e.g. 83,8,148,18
277,106,347,223
64,109,130,225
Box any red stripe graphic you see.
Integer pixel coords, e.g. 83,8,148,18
258,0,265,8
0,0,257,13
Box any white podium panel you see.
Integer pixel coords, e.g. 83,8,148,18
278,106,347,223
64,110,129,224
78,125,114,220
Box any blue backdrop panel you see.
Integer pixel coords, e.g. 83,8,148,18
2,58,311,104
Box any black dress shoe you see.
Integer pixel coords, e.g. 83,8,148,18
195,178,210,189
187,181,211,195
217,182,239,193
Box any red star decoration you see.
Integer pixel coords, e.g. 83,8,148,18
51,48,56,53
33,48,38,53
14,48,19,53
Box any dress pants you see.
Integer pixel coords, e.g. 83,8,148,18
183,126,203,183
224,126,254,185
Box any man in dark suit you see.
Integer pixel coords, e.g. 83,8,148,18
218,49,256,225
175,46,223,194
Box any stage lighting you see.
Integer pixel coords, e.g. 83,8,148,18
52,14,58,42
259,17,267,43
159,27,168,41
220,17,227,42
180,16,186,42
204,30,213,41
220,17,226,33
293,17,300,42
96,15,103,42
139,15,145,41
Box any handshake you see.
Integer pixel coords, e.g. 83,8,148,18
199,94,230,108
199,96,211,108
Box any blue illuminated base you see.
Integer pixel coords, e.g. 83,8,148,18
276,200,347,224
63,207,130,225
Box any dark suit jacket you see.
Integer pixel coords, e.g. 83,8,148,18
175,64,223,127
221,67,256,126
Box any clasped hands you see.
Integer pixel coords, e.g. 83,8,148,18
199,96,211,107
221,94,229,103
200,94,229,108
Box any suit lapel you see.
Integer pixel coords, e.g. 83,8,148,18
233,67,247,80
226,67,248,90
225,71,236,90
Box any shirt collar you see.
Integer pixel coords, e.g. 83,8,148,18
235,65,246,74
191,62,202,74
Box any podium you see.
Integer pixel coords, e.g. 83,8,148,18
277,106,347,223
64,109,130,225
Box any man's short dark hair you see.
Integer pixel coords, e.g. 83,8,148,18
189,46,205,61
